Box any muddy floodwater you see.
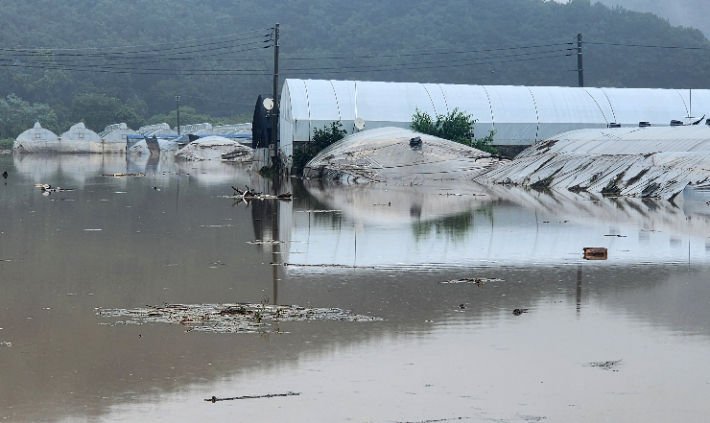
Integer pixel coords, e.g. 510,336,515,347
1,154,710,422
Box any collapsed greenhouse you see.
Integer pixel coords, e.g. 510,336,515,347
277,79,710,170
478,125,710,200
304,127,503,183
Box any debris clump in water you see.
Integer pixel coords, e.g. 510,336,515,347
587,359,622,371
438,277,503,285
97,303,382,333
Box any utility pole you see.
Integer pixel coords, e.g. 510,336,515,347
271,23,280,159
577,33,584,88
175,95,181,135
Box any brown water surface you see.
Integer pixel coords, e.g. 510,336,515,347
0,155,709,422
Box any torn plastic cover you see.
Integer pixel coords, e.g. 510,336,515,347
175,136,253,161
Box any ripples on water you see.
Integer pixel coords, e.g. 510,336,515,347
0,155,709,422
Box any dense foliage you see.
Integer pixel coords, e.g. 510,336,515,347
292,122,347,174
0,95,57,139
411,108,496,153
0,0,709,135
597,0,710,38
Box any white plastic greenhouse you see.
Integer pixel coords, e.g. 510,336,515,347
98,123,138,153
13,123,60,154
59,123,103,153
279,79,710,167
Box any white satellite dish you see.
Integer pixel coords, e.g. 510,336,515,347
263,98,274,111
354,117,366,131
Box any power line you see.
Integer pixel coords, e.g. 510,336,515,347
2,27,274,52
587,41,710,51
0,45,570,76
280,48,573,72
0,33,272,59
285,51,573,76
0,49,571,77
281,42,574,61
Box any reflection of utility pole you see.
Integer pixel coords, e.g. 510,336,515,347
576,264,582,315
271,178,280,305
175,95,181,135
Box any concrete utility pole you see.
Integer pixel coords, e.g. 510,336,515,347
271,24,280,153
175,95,181,135
577,33,584,88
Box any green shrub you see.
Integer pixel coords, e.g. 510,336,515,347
292,122,347,175
0,138,14,150
411,108,497,154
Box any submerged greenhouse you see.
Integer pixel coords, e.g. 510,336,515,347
277,79,710,169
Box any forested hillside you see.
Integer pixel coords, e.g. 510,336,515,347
0,0,709,137
597,0,710,38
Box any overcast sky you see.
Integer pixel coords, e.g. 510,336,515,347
576,0,710,38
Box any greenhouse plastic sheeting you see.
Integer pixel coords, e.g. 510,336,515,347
14,122,127,154
279,79,710,168
303,127,504,183
478,126,710,199
175,136,253,161
13,123,61,154
127,137,180,156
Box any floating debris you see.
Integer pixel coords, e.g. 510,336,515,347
280,263,376,269
513,309,529,316
248,240,285,245
439,278,502,285
0,341,11,347
583,247,608,260
587,359,622,371
230,185,291,202
516,416,547,422
394,417,474,423
83,229,102,232
35,183,74,195
103,173,146,178
295,210,341,213
97,303,382,333
205,392,300,403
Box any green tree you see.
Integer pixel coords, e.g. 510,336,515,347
69,94,146,132
146,106,246,128
411,108,496,153
0,94,57,139
292,122,347,175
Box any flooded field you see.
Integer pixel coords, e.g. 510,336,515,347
1,154,709,422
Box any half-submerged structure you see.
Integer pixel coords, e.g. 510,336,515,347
13,123,60,154
175,136,253,162
479,125,710,199
58,123,102,153
98,123,137,153
278,79,710,169
304,127,502,183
